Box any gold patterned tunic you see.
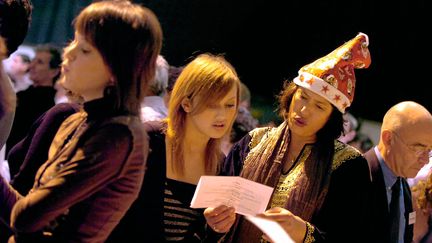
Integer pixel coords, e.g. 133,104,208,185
221,125,372,243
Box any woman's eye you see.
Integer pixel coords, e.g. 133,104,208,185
81,48,90,54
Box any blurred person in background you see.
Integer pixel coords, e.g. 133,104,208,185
7,53,32,92
221,81,258,155
5,44,61,176
0,0,32,148
141,54,170,122
412,172,432,243
163,65,183,108
338,112,374,153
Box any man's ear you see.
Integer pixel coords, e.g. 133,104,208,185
181,98,192,113
382,129,393,147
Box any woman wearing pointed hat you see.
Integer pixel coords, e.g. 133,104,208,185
204,33,372,242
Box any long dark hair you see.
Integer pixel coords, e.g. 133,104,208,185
74,0,162,115
315,102,345,171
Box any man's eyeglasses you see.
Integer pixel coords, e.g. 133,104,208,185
392,132,432,158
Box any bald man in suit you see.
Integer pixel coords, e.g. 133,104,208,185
365,101,432,243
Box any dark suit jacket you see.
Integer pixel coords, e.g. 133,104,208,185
364,148,414,243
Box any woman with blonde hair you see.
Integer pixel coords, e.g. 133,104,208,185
108,53,240,242
0,1,162,242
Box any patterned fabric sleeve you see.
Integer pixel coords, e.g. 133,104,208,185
304,221,316,243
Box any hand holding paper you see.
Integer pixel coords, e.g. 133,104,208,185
190,176,274,216
191,176,296,242
245,216,294,243
203,205,236,233
255,207,307,243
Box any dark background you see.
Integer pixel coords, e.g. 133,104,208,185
22,0,429,123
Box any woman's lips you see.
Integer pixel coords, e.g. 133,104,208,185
293,117,306,127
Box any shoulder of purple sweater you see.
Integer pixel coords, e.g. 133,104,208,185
45,103,80,117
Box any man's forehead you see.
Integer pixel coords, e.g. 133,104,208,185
406,126,432,146
35,51,51,60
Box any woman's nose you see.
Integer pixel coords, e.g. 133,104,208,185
63,44,76,61
300,104,310,116
216,107,226,117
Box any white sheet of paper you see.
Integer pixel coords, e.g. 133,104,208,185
190,176,274,216
245,216,294,243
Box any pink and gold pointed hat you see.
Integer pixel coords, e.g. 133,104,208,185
294,32,371,113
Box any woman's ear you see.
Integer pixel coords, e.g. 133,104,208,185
181,98,192,113
108,76,116,86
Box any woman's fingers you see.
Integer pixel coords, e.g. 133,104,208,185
259,207,292,222
213,209,236,232
259,207,307,242
264,207,287,214
204,205,236,233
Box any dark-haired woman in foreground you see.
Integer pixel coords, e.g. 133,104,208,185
0,1,162,242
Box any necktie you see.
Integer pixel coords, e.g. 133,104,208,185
389,177,401,243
